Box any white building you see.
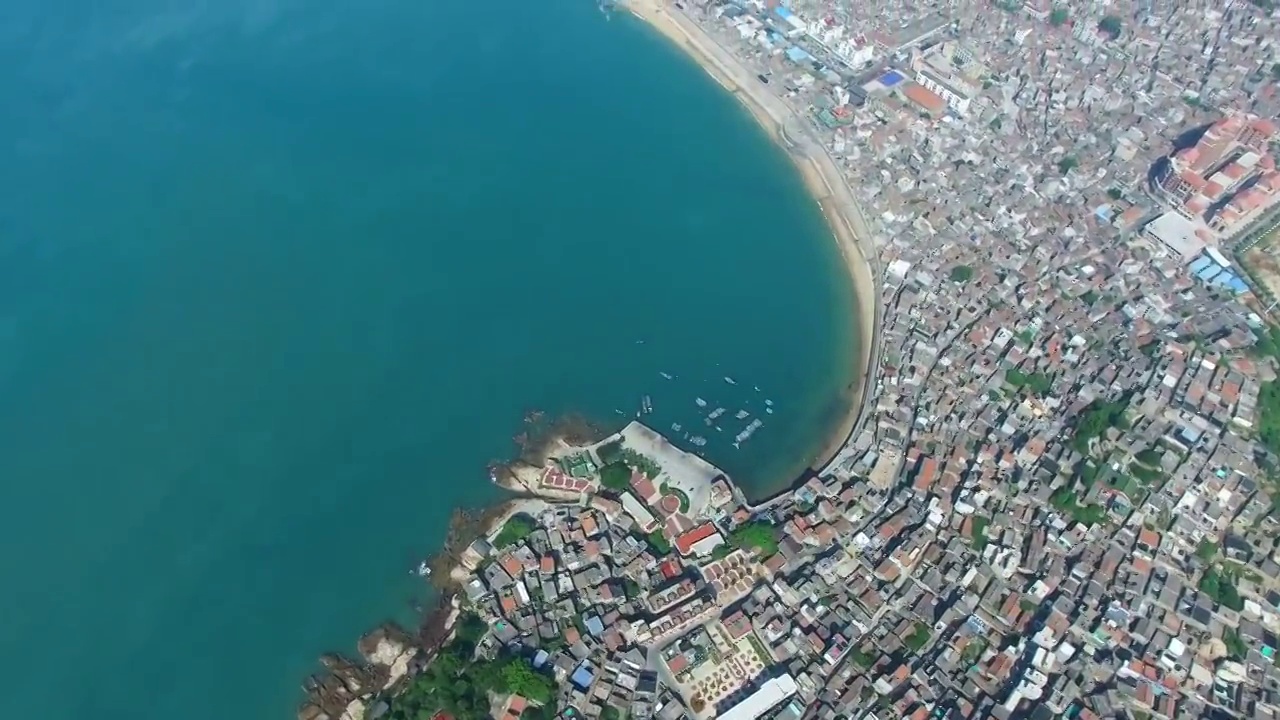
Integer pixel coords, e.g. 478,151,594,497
719,675,799,720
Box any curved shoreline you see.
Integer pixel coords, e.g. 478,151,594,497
623,0,881,485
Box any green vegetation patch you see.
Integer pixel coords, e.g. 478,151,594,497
1130,463,1162,485
961,639,987,665
969,516,990,553
1050,487,1107,526
1223,627,1249,659
384,622,557,720
903,622,931,652
1135,448,1163,467
596,439,623,465
646,530,671,555
620,449,663,479
1098,15,1122,39
493,514,538,549
949,265,975,283
728,521,780,558
1258,379,1280,458
1071,398,1130,453
850,645,877,668
599,462,633,491
746,633,773,664
1057,156,1079,174
1200,566,1245,611
1196,539,1219,562
1005,369,1053,396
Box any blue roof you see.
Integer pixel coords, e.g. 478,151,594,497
880,70,906,87
775,7,795,20
1195,265,1222,282
1229,277,1249,294
786,46,811,63
1188,256,1213,273
585,615,605,637
571,664,595,689
1211,270,1239,287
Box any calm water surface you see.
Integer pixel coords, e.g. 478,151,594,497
0,0,856,717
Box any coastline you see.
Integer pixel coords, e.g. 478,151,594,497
623,0,880,479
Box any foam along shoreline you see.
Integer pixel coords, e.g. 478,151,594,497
623,0,879,475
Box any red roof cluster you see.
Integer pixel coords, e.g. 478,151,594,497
541,467,591,492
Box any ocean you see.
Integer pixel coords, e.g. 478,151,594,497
0,0,857,717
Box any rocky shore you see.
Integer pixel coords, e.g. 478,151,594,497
296,414,596,720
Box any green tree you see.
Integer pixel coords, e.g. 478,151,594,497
646,530,671,555
493,515,538,548
1106,187,1122,200
1057,155,1079,174
1272,63,1280,80
1223,628,1248,659
1200,566,1245,611
1098,15,1122,39
1049,8,1069,26
949,265,974,283
596,439,623,464
729,520,780,557
1071,398,1129,453
1196,539,1219,562
599,462,632,490
498,659,555,703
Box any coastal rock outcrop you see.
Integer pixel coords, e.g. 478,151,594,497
298,623,421,720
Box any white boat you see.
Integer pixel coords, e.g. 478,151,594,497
660,372,673,380
724,376,737,385
695,397,707,407
735,410,750,419
764,399,774,406
415,562,431,578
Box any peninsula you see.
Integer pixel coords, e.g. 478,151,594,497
300,1,1280,719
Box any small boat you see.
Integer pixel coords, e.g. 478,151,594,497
733,441,741,449
724,377,737,385
415,562,431,578
766,408,774,414
642,395,653,414
754,386,761,392
695,397,707,408
735,410,750,419
660,372,673,380
709,407,726,420
615,409,626,416
764,399,774,406
672,423,683,432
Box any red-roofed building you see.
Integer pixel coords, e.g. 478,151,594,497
674,522,723,556
900,82,947,116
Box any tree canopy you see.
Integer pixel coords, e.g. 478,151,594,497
383,641,557,720
729,521,780,557
1098,15,1122,39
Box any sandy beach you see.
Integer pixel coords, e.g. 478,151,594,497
625,0,880,475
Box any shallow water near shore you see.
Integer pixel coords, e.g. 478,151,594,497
0,0,856,718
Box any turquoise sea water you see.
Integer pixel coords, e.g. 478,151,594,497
0,0,856,718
